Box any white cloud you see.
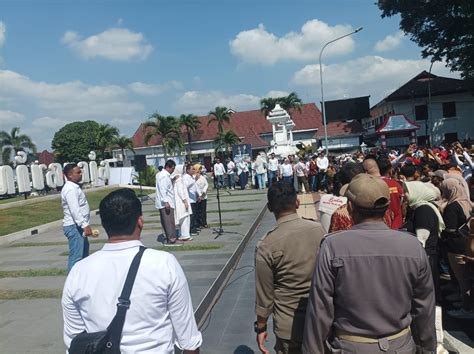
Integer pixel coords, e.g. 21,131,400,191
230,20,357,65
0,21,5,47
32,116,66,129
175,90,261,115
291,56,459,104
61,27,153,61
128,81,182,96
265,90,290,98
374,31,404,52
0,69,148,149
0,110,25,125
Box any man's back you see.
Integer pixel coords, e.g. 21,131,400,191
62,241,201,353
304,221,436,352
255,214,325,341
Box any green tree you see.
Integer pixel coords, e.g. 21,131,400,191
136,165,157,187
208,106,233,133
378,0,474,79
144,113,183,159
114,135,135,161
260,92,303,117
0,127,37,165
179,114,201,160
95,124,120,160
52,121,100,163
214,129,241,159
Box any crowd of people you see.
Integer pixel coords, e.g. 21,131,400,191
209,151,334,193
59,140,474,353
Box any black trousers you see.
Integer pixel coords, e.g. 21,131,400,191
196,199,207,227
190,203,198,233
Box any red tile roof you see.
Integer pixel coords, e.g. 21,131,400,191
37,150,55,165
132,103,364,149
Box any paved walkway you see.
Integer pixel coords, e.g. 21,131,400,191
0,186,268,353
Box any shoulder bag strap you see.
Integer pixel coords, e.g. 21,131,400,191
106,246,146,352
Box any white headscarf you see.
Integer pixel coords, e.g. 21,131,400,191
406,181,445,234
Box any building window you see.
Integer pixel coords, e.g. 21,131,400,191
444,132,458,144
442,102,456,118
415,105,428,121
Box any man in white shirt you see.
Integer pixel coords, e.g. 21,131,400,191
183,164,202,236
267,153,280,188
62,188,202,353
295,157,310,193
280,158,294,186
61,163,92,272
226,157,236,189
316,151,329,192
213,158,226,188
156,159,177,244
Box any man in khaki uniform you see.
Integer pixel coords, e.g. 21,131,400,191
254,181,325,354
303,174,436,354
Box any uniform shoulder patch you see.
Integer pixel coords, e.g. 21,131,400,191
302,217,318,222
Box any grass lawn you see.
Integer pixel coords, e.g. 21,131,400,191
0,289,62,300
0,188,151,236
0,195,26,205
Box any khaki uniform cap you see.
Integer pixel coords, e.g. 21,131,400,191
346,174,390,209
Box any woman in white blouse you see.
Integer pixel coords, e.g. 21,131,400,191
172,165,193,241
195,164,209,228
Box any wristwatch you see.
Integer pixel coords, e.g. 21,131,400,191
254,321,267,334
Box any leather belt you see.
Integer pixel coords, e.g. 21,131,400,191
335,327,410,344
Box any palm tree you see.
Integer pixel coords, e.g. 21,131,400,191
114,135,135,161
208,106,233,133
179,114,201,160
95,124,120,160
260,97,279,117
260,92,303,117
0,127,37,165
279,92,303,114
144,113,183,159
214,129,241,159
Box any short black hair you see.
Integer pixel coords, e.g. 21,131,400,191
400,164,417,178
99,188,142,237
338,162,365,186
165,159,176,169
63,163,77,177
267,181,297,215
377,157,392,176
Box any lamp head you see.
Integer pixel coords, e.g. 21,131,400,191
355,27,363,33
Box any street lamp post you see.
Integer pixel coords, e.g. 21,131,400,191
319,26,363,154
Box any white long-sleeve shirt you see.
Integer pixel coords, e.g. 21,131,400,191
268,157,279,172
454,151,474,180
183,173,202,203
213,163,225,176
61,180,90,228
155,169,175,209
196,175,209,200
316,156,329,171
62,240,202,353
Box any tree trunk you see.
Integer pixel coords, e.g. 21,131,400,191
187,131,192,161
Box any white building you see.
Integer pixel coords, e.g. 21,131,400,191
364,71,474,146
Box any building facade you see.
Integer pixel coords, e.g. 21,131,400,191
364,71,474,147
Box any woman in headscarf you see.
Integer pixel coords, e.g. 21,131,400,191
405,181,447,352
439,177,473,319
172,165,193,241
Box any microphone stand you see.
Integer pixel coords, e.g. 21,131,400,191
212,184,240,239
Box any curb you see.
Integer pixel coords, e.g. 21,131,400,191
194,203,267,328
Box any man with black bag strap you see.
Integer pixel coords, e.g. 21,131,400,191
62,189,202,353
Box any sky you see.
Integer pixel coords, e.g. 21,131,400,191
0,0,460,150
